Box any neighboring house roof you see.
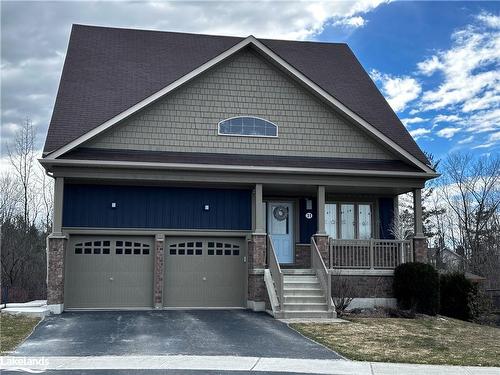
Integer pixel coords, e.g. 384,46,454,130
44,24,429,166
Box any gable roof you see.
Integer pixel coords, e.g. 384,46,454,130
44,24,430,167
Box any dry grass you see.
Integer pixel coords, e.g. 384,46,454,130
0,313,40,354
292,316,500,366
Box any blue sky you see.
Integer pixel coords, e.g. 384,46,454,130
1,1,499,163
318,1,499,161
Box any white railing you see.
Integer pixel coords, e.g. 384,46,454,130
329,238,413,269
312,237,333,312
267,235,283,311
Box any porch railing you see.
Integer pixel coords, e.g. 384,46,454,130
329,238,413,269
267,235,283,311
312,237,334,312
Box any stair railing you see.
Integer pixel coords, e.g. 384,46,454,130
311,237,333,312
267,235,283,311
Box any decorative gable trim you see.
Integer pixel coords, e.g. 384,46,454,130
44,36,433,174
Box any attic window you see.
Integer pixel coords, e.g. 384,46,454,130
218,116,278,137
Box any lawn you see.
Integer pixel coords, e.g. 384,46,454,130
291,316,500,366
0,313,40,354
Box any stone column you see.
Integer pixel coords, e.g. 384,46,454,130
413,188,427,263
248,234,267,311
46,233,67,314
153,234,165,308
413,237,428,263
314,185,329,267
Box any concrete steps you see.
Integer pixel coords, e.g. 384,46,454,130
278,270,336,319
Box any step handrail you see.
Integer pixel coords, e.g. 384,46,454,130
311,237,333,312
267,235,283,311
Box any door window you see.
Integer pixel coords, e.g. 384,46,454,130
340,204,355,239
270,204,289,235
358,204,372,240
325,203,337,239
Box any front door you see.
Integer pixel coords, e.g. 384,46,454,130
267,202,294,264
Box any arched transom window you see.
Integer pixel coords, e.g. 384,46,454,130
218,116,278,137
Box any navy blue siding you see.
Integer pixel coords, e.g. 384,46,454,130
299,198,317,244
63,184,252,230
378,197,395,239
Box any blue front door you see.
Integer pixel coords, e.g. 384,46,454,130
267,202,294,264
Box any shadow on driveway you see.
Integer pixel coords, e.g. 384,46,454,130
14,310,341,359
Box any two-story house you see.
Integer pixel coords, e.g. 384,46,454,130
40,25,437,317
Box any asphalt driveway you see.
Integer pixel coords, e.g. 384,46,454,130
14,310,341,359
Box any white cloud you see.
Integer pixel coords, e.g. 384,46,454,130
409,128,431,139
457,136,474,144
488,131,500,142
477,12,500,29
417,56,443,76
401,117,426,127
333,16,366,28
417,13,500,117
433,114,462,124
472,143,494,149
436,127,461,139
370,69,422,112
383,11,500,150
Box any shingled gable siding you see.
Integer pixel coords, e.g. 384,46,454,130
86,48,394,160
62,184,252,230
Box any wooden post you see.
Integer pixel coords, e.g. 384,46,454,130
255,183,265,234
317,185,326,235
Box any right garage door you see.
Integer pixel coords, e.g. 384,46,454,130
164,237,247,308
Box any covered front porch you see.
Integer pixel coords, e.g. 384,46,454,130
251,182,427,270
250,181,427,319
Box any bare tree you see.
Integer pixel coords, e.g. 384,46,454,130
36,164,54,233
0,173,21,224
7,118,37,227
440,153,500,282
331,270,361,316
1,118,49,301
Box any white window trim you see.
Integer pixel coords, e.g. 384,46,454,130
217,116,279,138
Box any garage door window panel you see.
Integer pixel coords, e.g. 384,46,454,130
74,241,110,255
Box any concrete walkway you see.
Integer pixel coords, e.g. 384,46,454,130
1,355,499,374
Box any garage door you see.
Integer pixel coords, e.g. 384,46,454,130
164,237,247,308
65,236,154,309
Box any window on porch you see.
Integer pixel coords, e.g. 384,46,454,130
325,203,372,240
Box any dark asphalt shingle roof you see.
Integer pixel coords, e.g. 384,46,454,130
61,148,422,173
44,24,428,165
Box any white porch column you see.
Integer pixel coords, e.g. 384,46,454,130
52,177,64,235
317,185,326,235
413,188,424,237
254,183,265,234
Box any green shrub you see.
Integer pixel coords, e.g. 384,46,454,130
394,262,439,315
468,284,491,323
440,272,474,321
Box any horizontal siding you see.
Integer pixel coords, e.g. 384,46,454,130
63,184,251,230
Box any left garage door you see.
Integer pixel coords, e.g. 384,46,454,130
65,236,154,309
